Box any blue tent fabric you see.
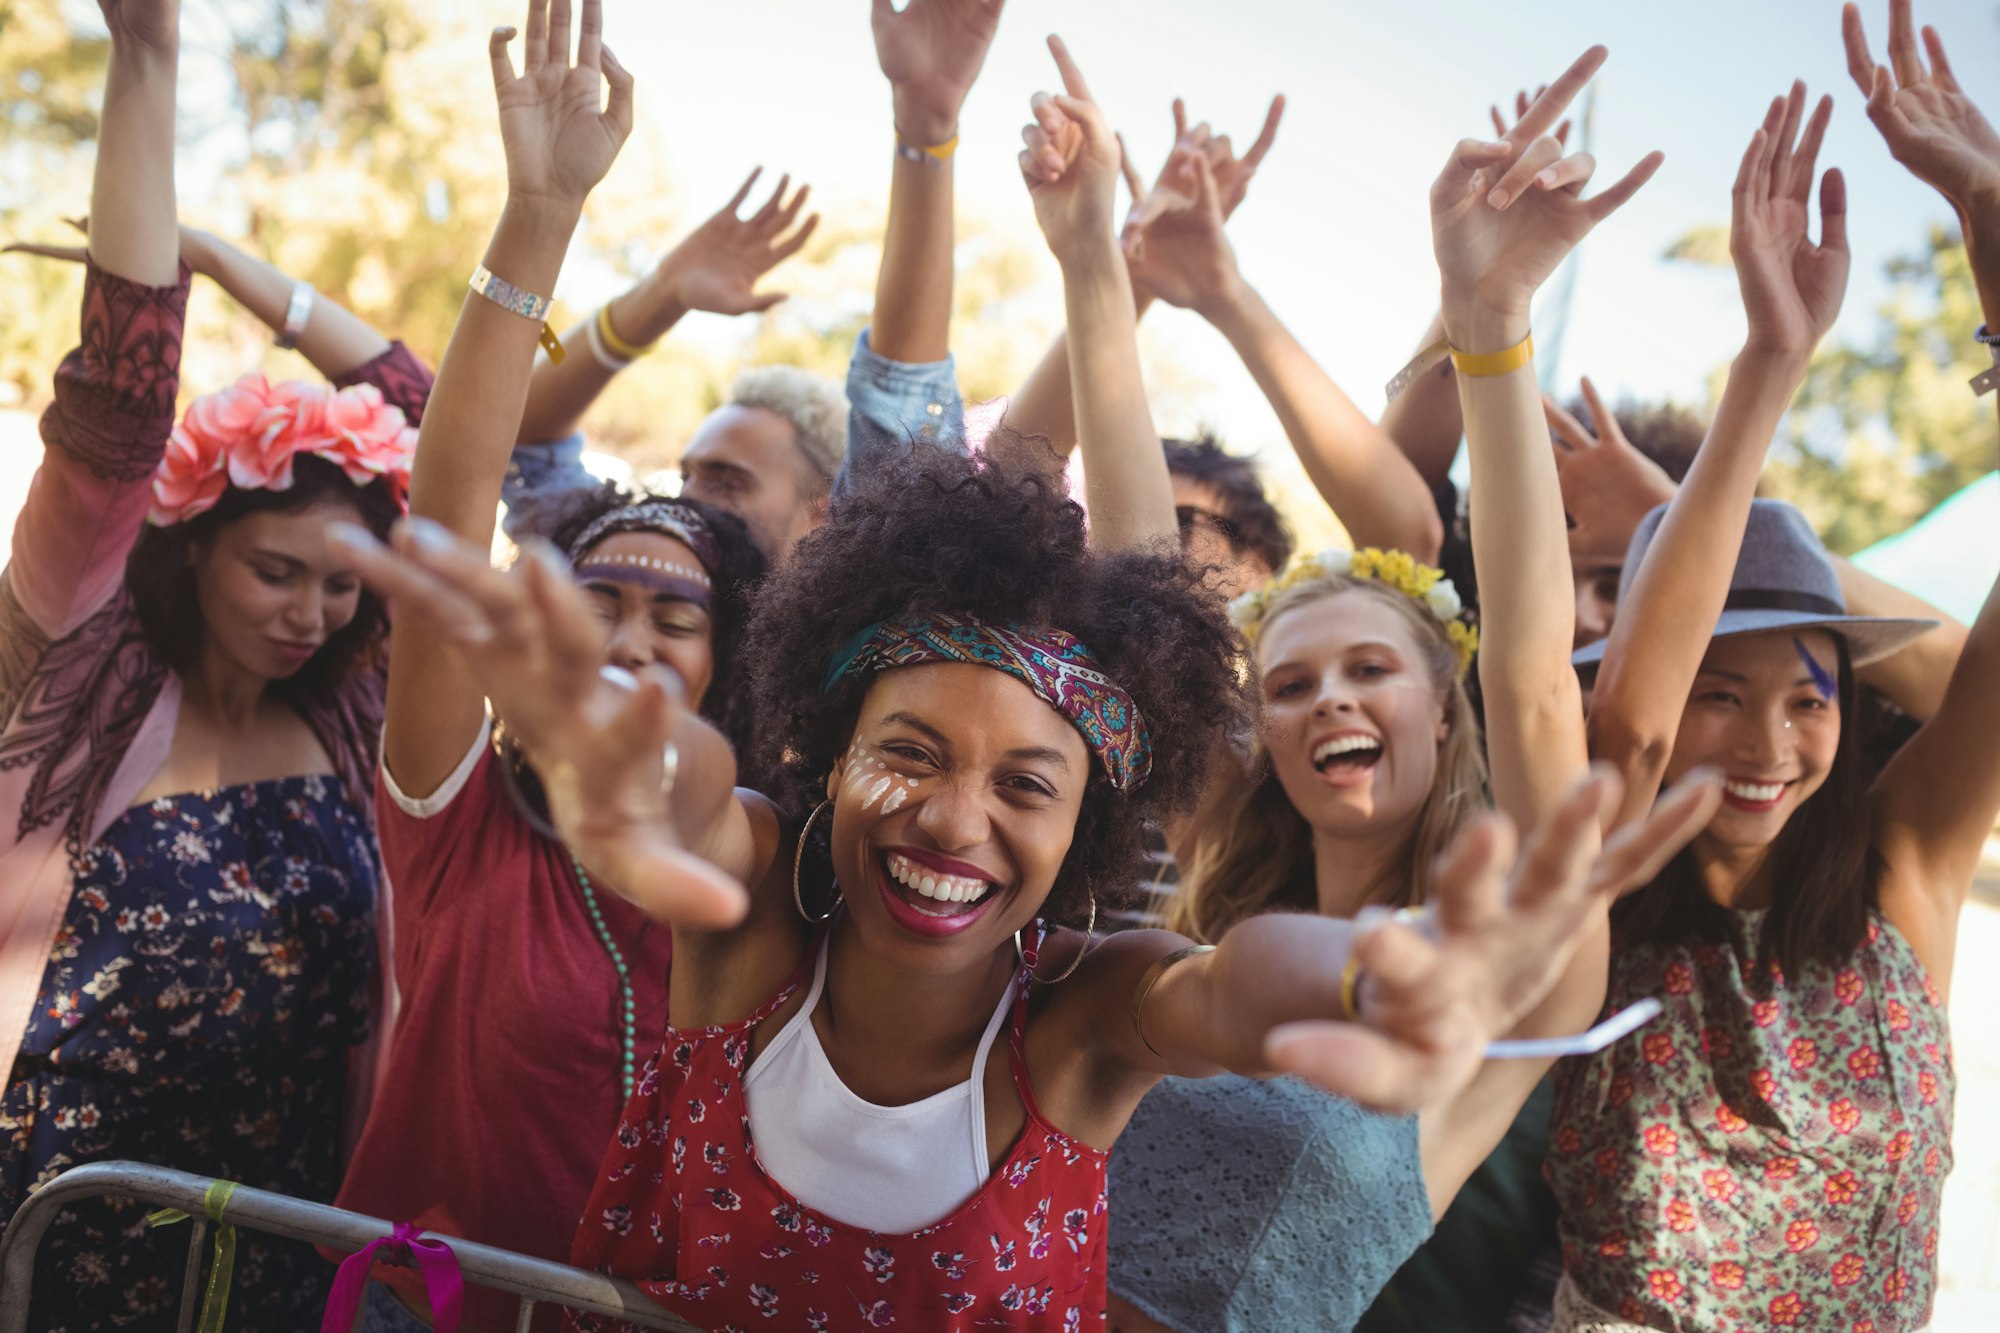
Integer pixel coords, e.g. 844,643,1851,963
1853,472,2000,624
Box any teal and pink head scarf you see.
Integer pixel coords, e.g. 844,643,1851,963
820,612,1153,790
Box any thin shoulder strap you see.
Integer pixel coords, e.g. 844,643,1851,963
1005,921,1052,1124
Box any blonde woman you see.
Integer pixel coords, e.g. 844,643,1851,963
1106,45,1666,1333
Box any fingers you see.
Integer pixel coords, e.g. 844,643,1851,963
723,166,763,216
488,25,519,91
1430,138,1512,210
65,217,89,235
1190,151,1224,225
1486,134,1564,210
390,517,543,649
770,211,819,264
1842,3,1879,95
518,540,603,682
522,0,548,72
1507,766,1618,912
1030,89,1067,141
1490,104,1509,138
1533,150,1597,197
2,242,89,264
1116,132,1146,201
1768,81,1806,192
575,0,601,70
600,44,633,138
1171,97,1188,142
328,524,494,647
1923,25,1960,93
1789,93,1834,204
1544,394,1598,453
1428,813,1512,936
749,173,791,226
1241,94,1285,171
1887,0,1926,88
1733,124,1768,205
1046,33,1095,104
547,0,573,72
1513,45,1607,144
1594,767,1723,896
1818,166,1850,253
1578,375,1616,440
1585,150,1664,224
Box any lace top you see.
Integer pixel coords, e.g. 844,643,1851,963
1109,1074,1432,1331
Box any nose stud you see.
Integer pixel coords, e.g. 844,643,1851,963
1783,720,1793,730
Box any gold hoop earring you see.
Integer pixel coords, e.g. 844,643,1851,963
1014,893,1097,985
791,799,841,923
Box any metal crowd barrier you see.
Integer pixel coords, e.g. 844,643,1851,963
0,1161,701,1333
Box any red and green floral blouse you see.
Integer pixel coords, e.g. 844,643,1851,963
1549,912,1952,1332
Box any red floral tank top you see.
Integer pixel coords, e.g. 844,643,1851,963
1549,912,1953,1332
567,931,1109,1331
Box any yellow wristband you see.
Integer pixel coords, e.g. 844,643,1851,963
908,132,958,161
596,304,651,362
1448,332,1534,379
1339,953,1365,1020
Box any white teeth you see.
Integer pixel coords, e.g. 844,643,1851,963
1313,735,1383,766
886,853,992,905
1724,780,1785,803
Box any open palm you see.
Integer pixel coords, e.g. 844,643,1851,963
1732,84,1849,355
659,170,819,317
872,0,1005,144
1844,1,2000,213
490,0,633,206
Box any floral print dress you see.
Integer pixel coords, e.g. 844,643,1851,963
0,776,376,1330
569,930,1110,1332
1548,911,1952,1333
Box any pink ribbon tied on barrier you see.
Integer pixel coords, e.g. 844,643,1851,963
321,1222,465,1333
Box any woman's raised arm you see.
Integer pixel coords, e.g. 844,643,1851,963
382,0,633,800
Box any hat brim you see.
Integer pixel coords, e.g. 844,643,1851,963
1572,610,1939,671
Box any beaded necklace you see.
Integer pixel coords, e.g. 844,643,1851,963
569,854,638,1100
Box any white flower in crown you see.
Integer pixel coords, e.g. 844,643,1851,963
1227,590,1265,629
1313,548,1354,577
1426,580,1463,622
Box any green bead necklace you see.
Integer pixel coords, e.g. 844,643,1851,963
570,855,638,1100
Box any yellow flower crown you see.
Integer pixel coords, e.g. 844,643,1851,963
1227,547,1480,676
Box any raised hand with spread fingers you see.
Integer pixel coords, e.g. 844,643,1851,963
1546,378,1679,567
1733,83,1849,359
873,0,1005,149
490,0,633,208
1018,36,1176,551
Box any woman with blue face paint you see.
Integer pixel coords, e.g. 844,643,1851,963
1552,8,2000,1328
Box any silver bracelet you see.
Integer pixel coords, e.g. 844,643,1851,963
274,281,316,351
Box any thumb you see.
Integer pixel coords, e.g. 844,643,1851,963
743,291,789,313
1432,138,1512,211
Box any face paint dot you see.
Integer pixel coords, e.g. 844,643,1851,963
906,778,918,788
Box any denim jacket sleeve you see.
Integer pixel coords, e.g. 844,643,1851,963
832,327,966,503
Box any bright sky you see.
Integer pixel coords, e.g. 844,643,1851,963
583,0,2000,466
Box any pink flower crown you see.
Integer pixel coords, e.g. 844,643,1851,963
150,372,417,527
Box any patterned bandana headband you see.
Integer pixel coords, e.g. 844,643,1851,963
150,373,416,526
1230,547,1480,676
567,499,721,576
819,613,1154,790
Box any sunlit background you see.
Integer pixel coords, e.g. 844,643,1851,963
2,1,1998,1323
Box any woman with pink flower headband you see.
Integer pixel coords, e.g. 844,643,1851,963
0,1,433,1324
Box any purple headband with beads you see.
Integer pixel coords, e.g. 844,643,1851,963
820,612,1153,790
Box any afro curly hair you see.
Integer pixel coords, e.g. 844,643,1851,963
745,443,1249,926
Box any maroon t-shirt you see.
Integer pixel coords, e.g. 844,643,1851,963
336,725,671,1330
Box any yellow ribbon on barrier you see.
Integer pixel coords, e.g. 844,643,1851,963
147,1179,237,1333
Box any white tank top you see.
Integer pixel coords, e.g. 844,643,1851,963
743,932,1016,1233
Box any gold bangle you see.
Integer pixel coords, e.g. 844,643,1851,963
1131,943,1216,1058
1448,332,1534,379
1339,953,1365,1020
597,303,652,362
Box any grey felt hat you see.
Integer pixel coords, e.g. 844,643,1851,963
1573,499,1937,669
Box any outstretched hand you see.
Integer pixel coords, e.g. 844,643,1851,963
4,215,219,276
1431,46,1664,346
1266,765,1722,1113
1732,83,1849,357
1119,96,1283,313
1546,377,1678,562
873,0,1006,147
329,519,747,928
1843,0,2000,217
1019,36,1124,266
489,0,634,208
656,169,819,317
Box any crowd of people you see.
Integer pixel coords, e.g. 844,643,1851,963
1,0,1996,1330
